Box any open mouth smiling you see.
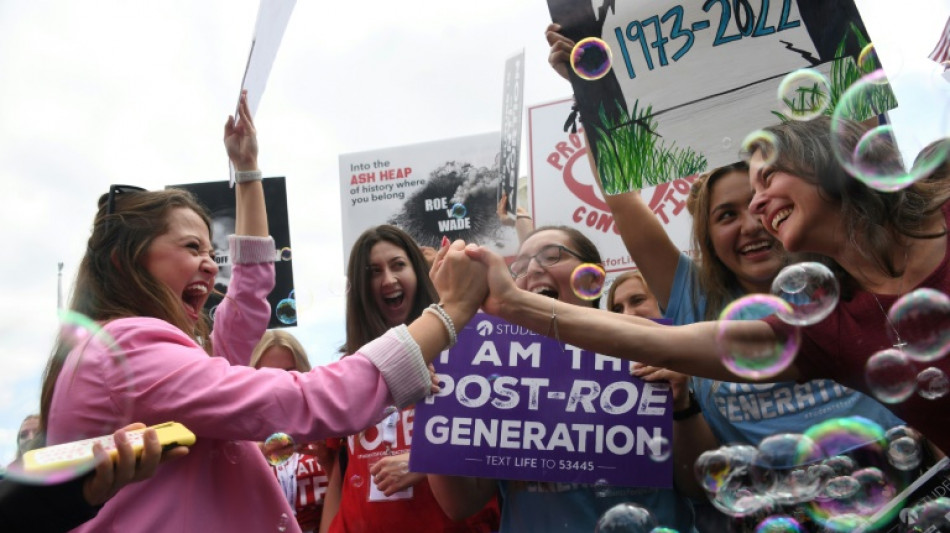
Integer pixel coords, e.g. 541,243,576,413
383,290,405,308
182,282,210,317
531,285,559,300
769,207,792,232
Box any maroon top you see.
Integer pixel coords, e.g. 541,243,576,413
768,203,950,452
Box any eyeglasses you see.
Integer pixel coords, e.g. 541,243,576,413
509,244,585,279
105,184,147,216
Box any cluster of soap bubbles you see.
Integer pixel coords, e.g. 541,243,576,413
570,263,606,301
864,288,950,404
768,47,949,194
693,417,930,531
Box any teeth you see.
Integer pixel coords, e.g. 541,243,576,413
740,241,770,253
185,283,208,295
531,286,555,294
771,208,792,231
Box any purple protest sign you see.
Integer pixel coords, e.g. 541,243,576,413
410,313,673,488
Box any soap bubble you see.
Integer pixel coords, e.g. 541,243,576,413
263,432,295,465
571,37,613,81
570,263,606,301
770,262,840,326
755,515,803,533
917,366,950,400
742,129,779,166
831,69,946,192
777,69,830,121
884,426,922,471
864,348,917,403
594,502,656,533
716,294,800,379
887,288,950,362
276,298,297,325
6,310,135,485
449,203,467,219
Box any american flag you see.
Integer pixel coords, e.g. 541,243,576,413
930,16,950,66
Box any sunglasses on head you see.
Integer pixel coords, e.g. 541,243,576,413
101,184,146,233
105,184,147,216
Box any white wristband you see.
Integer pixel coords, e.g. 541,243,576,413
234,170,262,183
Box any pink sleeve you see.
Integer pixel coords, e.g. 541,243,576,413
211,235,275,365
100,318,429,441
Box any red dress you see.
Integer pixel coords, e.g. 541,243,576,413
328,407,499,533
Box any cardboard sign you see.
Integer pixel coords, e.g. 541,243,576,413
339,133,522,268
547,0,896,192
498,50,525,215
528,97,696,278
411,313,673,488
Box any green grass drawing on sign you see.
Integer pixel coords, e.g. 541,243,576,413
772,23,897,123
593,99,707,194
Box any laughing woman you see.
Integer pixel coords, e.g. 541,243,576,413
467,118,950,453
320,225,500,533
37,95,489,532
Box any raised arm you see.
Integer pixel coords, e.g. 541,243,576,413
546,24,680,306
214,90,275,365
225,89,268,238
469,245,799,383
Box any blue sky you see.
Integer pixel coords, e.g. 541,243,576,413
0,0,947,465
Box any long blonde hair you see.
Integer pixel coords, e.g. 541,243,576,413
250,329,312,371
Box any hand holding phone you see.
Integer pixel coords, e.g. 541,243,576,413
84,422,191,505
23,422,195,475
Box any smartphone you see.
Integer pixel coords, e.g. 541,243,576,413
22,422,196,473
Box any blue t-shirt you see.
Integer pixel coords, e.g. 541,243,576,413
665,253,904,445
498,481,697,532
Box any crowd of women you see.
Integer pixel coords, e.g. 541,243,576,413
3,22,950,533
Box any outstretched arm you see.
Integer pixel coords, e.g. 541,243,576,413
469,244,800,383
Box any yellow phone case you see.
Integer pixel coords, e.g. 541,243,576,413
22,421,196,473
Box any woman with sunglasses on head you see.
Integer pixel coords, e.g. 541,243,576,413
37,93,488,533
429,225,698,533
320,224,500,533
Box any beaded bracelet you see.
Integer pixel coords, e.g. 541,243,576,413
423,303,457,347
